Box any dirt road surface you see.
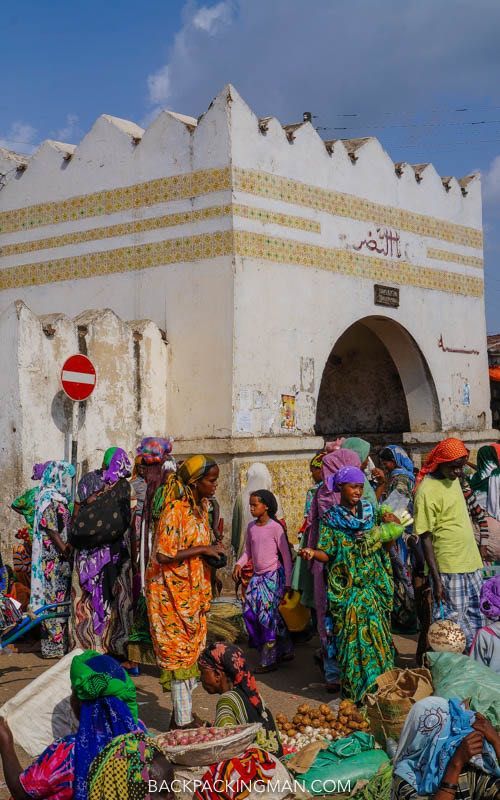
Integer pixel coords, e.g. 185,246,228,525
0,632,416,797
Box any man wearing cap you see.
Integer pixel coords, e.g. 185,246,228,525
414,437,484,651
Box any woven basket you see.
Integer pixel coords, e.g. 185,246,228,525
155,723,262,766
365,667,433,745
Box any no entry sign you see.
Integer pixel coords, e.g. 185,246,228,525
61,354,97,401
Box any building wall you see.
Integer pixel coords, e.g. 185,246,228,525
0,303,168,558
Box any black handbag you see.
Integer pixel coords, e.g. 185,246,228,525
70,478,131,550
203,552,228,569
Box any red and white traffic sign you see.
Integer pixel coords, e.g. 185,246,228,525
61,354,97,401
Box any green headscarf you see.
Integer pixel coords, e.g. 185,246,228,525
11,487,38,532
102,447,118,469
470,445,500,494
70,650,139,722
342,438,377,506
342,437,371,464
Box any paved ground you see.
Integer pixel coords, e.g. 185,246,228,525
0,629,416,797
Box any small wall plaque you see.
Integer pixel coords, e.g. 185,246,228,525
374,284,399,308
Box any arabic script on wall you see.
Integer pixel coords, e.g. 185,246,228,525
353,228,402,258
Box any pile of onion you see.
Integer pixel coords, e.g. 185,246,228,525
157,725,245,749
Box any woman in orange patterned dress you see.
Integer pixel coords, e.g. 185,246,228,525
145,455,224,729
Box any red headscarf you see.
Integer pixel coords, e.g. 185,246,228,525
415,437,469,489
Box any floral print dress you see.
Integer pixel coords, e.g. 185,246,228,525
145,498,212,679
33,501,72,658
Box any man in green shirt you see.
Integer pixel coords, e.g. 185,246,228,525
414,437,484,651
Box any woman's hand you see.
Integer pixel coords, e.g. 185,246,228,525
0,718,14,751
381,512,400,524
479,545,490,562
448,731,484,771
473,714,500,757
60,542,73,561
204,544,225,559
232,564,242,582
371,467,386,486
298,547,315,561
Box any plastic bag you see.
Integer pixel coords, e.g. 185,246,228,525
427,651,500,727
294,732,389,795
384,490,410,516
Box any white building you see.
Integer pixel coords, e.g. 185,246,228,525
0,86,494,550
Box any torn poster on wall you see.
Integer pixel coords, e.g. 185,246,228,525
280,394,296,430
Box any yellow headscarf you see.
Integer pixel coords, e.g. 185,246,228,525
152,454,217,518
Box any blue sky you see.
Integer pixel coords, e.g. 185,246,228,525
1,0,500,330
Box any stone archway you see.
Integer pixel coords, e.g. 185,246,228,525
315,316,441,437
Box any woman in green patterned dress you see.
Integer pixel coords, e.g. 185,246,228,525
300,466,404,702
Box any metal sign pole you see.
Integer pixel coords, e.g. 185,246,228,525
71,401,79,501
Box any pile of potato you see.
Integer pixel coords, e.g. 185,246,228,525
277,701,369,749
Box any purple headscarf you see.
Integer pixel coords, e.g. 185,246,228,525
480,575,500,620
327,466,366,492
102,448,132,485
78,469,105,502
308,449,362,529
32,462,50,481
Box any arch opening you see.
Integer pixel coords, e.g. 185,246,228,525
315,316,441,439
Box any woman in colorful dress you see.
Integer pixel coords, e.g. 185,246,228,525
199,642,283,756
292,452,325,610
70,448,134,658
470,444,500,562
30,460,75,658
300,466,402,702
145,454,223,729
88,732,174,800
392,696,500,799
303,448,362,691
377,445,418,635
0,650,144,800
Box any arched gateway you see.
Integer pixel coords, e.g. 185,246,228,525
316,316,441,438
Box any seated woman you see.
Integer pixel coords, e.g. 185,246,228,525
88,732,174,800
470,575,500,673
0,650,144,800
198,642,283,756
392,696,500,799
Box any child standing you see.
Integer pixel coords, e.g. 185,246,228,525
233,489,293,673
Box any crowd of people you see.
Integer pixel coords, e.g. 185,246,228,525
0,433,499,799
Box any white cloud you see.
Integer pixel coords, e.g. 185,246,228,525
483,155,500,203
0,121,38,153
192,1,232,33
147,64,171,106
145,1,233,111
55,113,80,142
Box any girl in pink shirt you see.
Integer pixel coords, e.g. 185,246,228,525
233,490,293,673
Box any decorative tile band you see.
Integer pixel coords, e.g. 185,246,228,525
0,167,232,235
0,203,318,259
0,164,482,258
232,203,320,233
233,231,484,297
0,231,234,290
426,247,483,269
233,167,483,250
0,228,483,297
0,205,233,258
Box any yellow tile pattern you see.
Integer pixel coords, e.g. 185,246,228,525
234,231,484,297
427,247,483,269
0,228,484,296
0,231,234,290
233,167,483,249
0,167,232,235
0,205,233,258
232,203,320,232
238,459,311,543
0,203,318,259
